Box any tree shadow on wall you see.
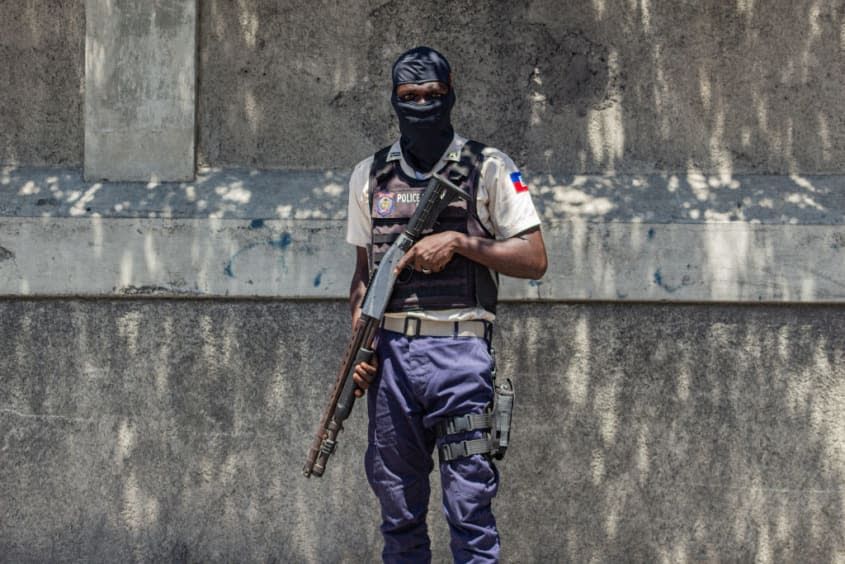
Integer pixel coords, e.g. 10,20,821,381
355,0,844,178
498,302,845,563
0,1,84,167
3,299,844,562
2,1,845,562
0,299,383,563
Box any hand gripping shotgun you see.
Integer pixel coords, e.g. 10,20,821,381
303,173,469,478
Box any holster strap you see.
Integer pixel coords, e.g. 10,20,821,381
434,412,493,436
438,437,497,463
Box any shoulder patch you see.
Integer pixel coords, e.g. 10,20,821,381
510,171,529,193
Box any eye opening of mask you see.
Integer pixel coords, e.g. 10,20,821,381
395,81,450,104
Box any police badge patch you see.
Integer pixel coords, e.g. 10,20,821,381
375,192,396,217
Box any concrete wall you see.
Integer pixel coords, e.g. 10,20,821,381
3,1,845,563
1,170,845,302
5,1,845,174
84,0,197,181
3,301,845,563
0,1,85,166
197,0,845,173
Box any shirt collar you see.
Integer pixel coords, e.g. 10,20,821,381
389,134,466,179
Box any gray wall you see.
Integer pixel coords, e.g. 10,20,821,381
4,1,845,173
197,0,845,174
1,1,84,166
3,1,845,563
3,301,844,563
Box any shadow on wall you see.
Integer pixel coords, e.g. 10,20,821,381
4,0,844,222
2,1,842,176
0,0,85,166
498,302,845,563
195,0,845,177
0,300,383,563
2,2,845,301
3,163,844,302
529,173,845,225
1,301,844,562
0,166,351,220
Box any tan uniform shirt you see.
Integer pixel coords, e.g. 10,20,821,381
346,134,542,322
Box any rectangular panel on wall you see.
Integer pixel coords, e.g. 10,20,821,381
84,0,196,182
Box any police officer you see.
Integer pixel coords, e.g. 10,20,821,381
347,46,547,564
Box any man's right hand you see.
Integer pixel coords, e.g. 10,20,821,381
350,245,378,397
352,355,378,397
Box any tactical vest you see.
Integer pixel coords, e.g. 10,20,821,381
368,140,498,313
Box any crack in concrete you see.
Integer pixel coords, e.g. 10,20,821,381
0,407,95,424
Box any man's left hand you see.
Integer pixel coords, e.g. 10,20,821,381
395,231,464,274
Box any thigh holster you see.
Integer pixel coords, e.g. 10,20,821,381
435,379,515,463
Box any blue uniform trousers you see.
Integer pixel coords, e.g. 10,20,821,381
365,328,500,563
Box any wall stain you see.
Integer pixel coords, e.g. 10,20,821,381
529,278,544,299
225,233,293,279
654,269,678,292
269,233,292,249
356,6,618,166
654,268,693,293
117,285,199,296
0,246,15,262
119,285,172,295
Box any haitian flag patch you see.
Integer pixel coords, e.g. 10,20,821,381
510,171,529,193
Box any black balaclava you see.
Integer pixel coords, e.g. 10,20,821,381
391,46,456,173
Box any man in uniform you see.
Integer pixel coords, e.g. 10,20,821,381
346,46,547,563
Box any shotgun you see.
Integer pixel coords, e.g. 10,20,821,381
303,172,469,478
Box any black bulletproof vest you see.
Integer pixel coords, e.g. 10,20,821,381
368,140,498,313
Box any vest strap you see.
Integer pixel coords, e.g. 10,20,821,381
371,233,398,244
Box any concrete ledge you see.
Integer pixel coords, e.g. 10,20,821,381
1,167,844,302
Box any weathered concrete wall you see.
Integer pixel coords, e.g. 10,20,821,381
4,1,844,174
2,168,845,302
0,0,84,166
84,0,196,181
197,0,845,174
3,1,845,562
2,300,844,563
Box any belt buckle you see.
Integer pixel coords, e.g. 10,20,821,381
403,317,421,337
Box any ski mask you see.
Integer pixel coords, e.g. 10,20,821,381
391,46,456,173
